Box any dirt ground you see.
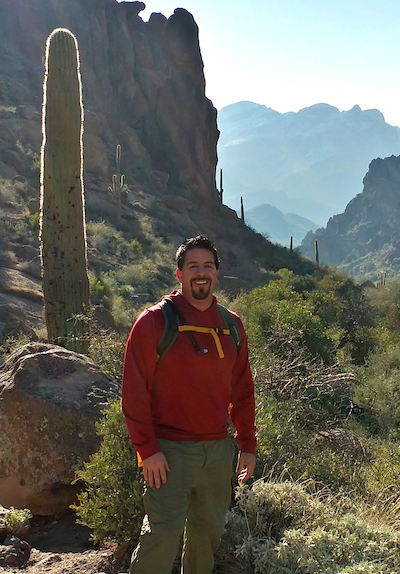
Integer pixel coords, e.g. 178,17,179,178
0,512,132,574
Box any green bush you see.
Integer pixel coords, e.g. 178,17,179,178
218,481,400,574
73,400,144,543
88,330,126,387
354,342,400,437
255,396,366,492
4,507,32,536
231,282,336,363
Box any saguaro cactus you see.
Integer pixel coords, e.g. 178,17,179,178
109,144,126,218
240,196,245,224
315,239,320,266
40,28,90,354
219,168,223,204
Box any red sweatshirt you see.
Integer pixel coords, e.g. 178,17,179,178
122,290,256,461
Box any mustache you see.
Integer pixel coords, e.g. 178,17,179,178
191,277,210,282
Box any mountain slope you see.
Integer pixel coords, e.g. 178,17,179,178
218,101,400,226
300,155,400,281
0,0,318,342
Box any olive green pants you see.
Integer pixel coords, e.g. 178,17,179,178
130,438,235,574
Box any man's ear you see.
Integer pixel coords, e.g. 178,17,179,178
176,268,182,283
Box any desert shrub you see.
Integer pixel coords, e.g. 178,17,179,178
0,332,32,361
255,395,367,492
218,481,400,574
88,330,126,388
353,342,400,437
89,274,114,310
87,220,144,265
231,282,336,363
73,400,144,543
367,279,400,334
4,507,32,536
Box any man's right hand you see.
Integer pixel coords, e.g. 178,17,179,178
142,452,170,488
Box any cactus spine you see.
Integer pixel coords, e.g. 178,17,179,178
109,144,126,218
40,28,90,353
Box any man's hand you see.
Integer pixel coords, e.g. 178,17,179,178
142,452,170,488
236,452,256,482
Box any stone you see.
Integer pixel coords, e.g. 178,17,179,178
0,536,31,567
0,343,119,515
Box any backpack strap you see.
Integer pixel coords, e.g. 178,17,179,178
157,298,242,362
218,304,242,354
157,297,180,362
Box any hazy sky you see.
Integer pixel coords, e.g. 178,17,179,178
119,0,400,127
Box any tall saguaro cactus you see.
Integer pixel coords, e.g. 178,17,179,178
40,28,90,354
315,239,320,266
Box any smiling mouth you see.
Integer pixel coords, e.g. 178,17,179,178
192,279,210,286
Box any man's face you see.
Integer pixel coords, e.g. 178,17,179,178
176,248,219,307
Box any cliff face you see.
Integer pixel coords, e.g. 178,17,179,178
300,155,400,281
0,0,219,203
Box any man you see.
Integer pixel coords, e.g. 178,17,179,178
122,235,256,574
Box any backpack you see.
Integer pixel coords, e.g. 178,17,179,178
156,297,242,362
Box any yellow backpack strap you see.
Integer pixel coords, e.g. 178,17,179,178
178,325,225,358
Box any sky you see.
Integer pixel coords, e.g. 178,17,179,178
118,0,400,128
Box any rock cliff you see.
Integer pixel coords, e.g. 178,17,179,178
0,0,317,343
0,0,218,203
300,155,400,281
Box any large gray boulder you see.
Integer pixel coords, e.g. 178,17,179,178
0,343,119,515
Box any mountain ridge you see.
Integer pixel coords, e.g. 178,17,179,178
300,154,400,282
218,101,400,228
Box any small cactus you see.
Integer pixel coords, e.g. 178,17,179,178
290,236,293,251
315,239,319,266
240,196,245,224
40,28,90,353
109,144,127,218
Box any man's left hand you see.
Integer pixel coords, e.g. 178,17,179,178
236,452,256,482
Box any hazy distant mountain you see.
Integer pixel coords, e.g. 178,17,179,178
300,155,400,282
245,204,318,247
217,101,400,227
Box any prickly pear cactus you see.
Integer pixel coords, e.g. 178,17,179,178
40,28,90,354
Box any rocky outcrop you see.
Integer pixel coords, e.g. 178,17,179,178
300,155,400,281
0,343,118,515
0,0,219,204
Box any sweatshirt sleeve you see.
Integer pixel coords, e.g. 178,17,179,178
122,307,163,461
229,314,257,455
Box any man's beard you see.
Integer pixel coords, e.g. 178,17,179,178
191,280,211,300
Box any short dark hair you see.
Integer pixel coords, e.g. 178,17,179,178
175,236,220,270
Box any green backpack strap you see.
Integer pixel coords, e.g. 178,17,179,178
157,297,180,363
218,304,242,354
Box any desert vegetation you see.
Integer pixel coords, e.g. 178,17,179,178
2,162,400,570
58,266,400,573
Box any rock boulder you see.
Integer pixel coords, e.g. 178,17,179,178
0,343,118,515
